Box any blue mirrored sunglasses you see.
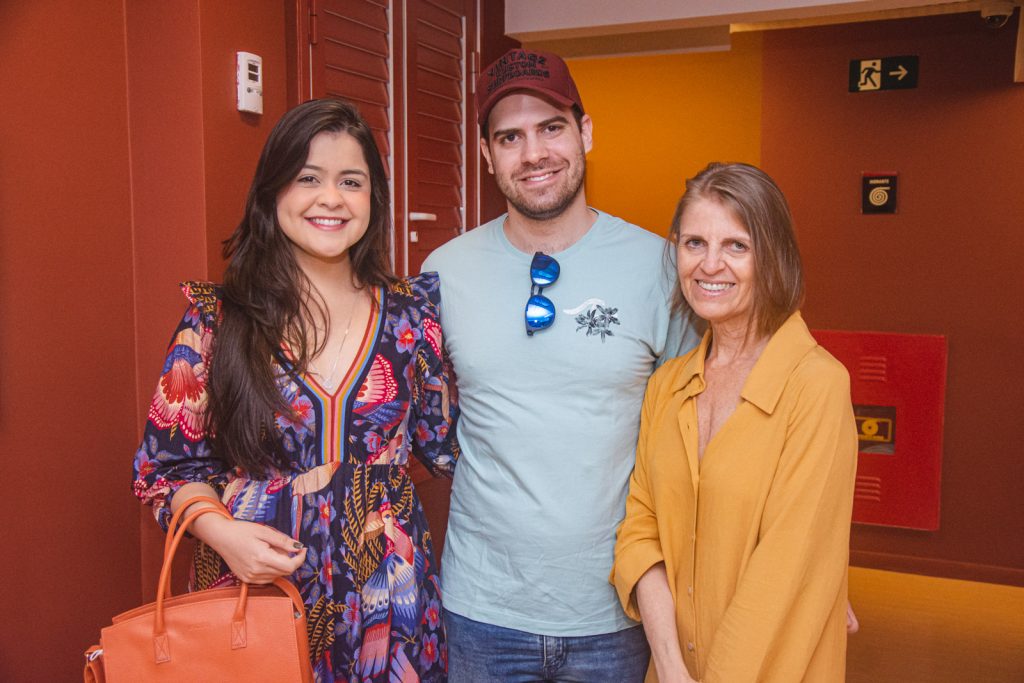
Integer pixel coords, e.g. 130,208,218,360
525,251,560,336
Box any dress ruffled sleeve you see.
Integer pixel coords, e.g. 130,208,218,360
132,282,231,531
407,272,460,478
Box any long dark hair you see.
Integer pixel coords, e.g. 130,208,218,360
669,162,804,340
208,98,396,476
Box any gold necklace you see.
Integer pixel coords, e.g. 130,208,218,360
308,296,359,390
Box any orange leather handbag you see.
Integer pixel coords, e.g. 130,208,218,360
83,497,313,682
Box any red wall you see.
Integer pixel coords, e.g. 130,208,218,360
126,0,291,599
126,2,209,425
199,1,290,279
0,1,289,678
761,13,1024,584
0,2,141,679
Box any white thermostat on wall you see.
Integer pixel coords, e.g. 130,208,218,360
236,51,263,114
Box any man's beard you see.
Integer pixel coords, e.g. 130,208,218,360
497,149,586,221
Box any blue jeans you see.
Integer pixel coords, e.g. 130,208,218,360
444,609,650,683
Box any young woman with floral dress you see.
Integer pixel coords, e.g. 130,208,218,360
133,98,459,682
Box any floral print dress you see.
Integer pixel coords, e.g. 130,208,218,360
133,273,459,683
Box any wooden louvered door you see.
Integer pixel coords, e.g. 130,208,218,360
403,0,477,274
297,0,478,276
306,0,393,176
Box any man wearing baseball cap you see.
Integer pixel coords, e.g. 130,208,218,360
422,48,700,681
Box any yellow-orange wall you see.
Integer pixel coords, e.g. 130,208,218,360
567,32,763,236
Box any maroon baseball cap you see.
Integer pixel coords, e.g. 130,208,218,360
476,48,585,127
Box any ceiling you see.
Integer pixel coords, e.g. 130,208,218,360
505,1,1020,57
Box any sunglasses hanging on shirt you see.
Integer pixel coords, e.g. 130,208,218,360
525,251,560,336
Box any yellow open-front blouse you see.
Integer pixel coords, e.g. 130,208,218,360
613,311,858,682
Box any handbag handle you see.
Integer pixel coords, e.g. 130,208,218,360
161,495,232,581
152,497,306,661
159,495,233,605
161,497,305,612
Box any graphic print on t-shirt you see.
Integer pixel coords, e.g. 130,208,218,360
564,298,620,341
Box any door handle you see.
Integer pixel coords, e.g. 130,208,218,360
409,212,437,221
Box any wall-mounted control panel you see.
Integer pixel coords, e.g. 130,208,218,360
236,51,263,114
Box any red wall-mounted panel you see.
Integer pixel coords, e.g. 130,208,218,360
814,330,947,530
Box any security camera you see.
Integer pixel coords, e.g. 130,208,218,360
980,0,1016,28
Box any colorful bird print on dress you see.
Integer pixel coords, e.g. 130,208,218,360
357,499,423,679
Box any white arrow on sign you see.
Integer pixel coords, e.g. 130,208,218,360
889,65,908,80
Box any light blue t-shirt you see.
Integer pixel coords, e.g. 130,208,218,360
422,209,699,636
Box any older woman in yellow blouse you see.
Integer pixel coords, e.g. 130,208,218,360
613,162,857,683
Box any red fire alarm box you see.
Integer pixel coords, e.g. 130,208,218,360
812,330,947,530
